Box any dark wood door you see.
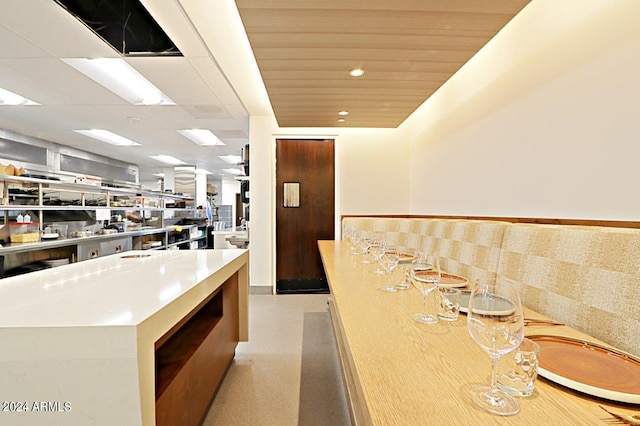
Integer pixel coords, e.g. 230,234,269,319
276,139,335,293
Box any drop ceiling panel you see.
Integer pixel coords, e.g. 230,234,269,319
213,129,249,139
0,1,251,182
31,105,130,130
127,57,223,106
0,0,117,58
0,26,50,58
224,104,252,128
1,58,127,105
188,57,246,107
236,0,531,127
0,108,81,131
181,105,231,120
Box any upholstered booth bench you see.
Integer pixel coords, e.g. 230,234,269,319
342,217,640,357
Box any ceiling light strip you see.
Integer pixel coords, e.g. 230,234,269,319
150,155,186,165
62,58,174,105
177,129,225,146
0,87,39,105
74,129,141,146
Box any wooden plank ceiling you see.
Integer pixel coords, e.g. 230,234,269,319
236,0,531,128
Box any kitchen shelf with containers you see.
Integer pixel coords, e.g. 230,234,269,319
0,173,196,236
0,173,208,278
132,225,208,251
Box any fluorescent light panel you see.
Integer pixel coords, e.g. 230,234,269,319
0,87,39,105
219,155,242,164
177,129,225,146
222,168,244,175
150,155,186,165
74,129,141,146
62,58,174,105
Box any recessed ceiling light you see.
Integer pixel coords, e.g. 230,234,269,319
74,129,141,146
177,129,226,146
149,155,186,165
62,58,174,105
337,118,346,123
349,68,364,77
219,155,242,164
0,87,39,105
222,168,244,175
338,110,349,116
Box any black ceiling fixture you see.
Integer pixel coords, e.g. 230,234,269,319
54,0,182,56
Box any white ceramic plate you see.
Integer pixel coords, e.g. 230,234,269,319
459,291,514,315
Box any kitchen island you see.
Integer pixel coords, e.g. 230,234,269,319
0,249,249,426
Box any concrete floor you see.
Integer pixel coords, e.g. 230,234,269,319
202,292,350,426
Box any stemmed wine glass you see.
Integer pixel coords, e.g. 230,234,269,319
370,239,389,275
412,249,429,265
377,247,401,292
467,280,524,416
411,253,440,324
344,225,356,251
358,232,377,264
349,230,364,255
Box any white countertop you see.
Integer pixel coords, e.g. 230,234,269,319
0,249,247,328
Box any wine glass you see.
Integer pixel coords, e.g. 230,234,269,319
358,232,377,264
395,265,412,290
349,230,364,255
370,239,389,275
344,225,356,249
412,249,427,265
467,280,524,416
377,247,401,292
411,253,440,324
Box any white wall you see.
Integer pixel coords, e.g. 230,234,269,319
220,179,240,206
249,116,410,288
195,172,207,207
337,127,410,215
242,0,640,288
249,116,277,288
400,0,640,220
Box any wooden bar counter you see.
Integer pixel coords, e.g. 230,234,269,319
0,249,248,426
319,240,634,425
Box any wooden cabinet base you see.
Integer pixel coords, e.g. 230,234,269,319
155,273,239,426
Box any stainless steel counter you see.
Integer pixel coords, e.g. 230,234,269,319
0,225,201,254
